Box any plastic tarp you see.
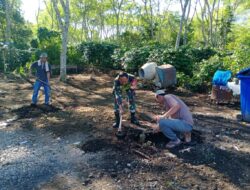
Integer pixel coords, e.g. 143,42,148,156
212,70,232,86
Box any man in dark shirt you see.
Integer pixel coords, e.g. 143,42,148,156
112,72,140,128
30,53,51,105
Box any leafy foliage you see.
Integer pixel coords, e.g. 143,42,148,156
122,46,153,72
76,42,118,69
1,0,250,93
178,55,225,92
36,27,61,65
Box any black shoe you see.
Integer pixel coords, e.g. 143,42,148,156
113,111,120,128
131,112,140,125
30,103,37,107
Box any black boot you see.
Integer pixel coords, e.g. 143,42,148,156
113,111,120,128
131,112,140,125
30,103,37,107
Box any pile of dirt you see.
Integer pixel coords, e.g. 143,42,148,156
11,105,60,119
81,139,116,153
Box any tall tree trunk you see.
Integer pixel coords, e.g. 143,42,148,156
51,0,70,81
98,0,105,40
214,0,221,47
175,0,189,50
198,0,208,46
43,0,55,29
149,0,154,39
81,20,84,41
4,0,11,44
111,0,124,38
81,9,89,41
183,0,191,45
116,14,120,37
205,0,217,46
61,28,68,79
143,0,154,39
4,0,14,73
36,0,41,28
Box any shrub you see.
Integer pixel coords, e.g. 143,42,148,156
6,48,32,71
223,45,250,74
190,47,217,63
161,46,217,76
189,55,225,92
67,46,82,66
176,72,192,88
121,45,217,79
162,47,194,76
37,27,61,65
147,47,166,65
111,48,125,69
77,42,118,69
118,31,143,48
122,46,153,72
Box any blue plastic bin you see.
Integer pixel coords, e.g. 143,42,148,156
237,68,250,122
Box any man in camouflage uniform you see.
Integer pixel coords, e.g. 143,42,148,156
113,72,140,128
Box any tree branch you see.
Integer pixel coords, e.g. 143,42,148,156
59,0,66,11
51,0,64,30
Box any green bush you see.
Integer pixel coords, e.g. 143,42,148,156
223,26,250,74
12,27,62,73
162,46,217,76
37,28,61,65
67,46,82,66
162,47,194,76
122,46,153,72
190,47,217,63
176,72,192,88
147,46,166,65
189,55,225,92
223,46,250,74
118,31,143,48
77,42,118,69
111,48,125,69
5,48,32,72
121,45,217,81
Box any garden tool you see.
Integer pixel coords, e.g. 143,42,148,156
36,78,62,93
115,110,126,140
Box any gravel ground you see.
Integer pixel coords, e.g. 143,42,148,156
0,123,89,190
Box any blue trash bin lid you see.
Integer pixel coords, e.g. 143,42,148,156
237,67,250,78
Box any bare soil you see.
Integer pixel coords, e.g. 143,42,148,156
0,72,250,190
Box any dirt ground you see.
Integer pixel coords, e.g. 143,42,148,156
0,72,250,190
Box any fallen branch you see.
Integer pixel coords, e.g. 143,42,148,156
132,149,151,160
122,121,151,133
130,124,149,132
148,145,158,152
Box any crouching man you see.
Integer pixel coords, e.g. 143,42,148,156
150,90,193,148
113,72,140,128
